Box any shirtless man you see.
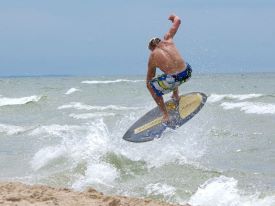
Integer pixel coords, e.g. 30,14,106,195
146,14,192,122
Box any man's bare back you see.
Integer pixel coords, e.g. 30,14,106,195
150,39,186,74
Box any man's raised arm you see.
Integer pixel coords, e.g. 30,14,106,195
164,14,181,40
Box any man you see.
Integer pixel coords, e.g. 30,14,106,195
146,14,192,122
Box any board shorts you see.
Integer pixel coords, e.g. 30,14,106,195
149,63,192,97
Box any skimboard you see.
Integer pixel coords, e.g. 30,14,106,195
123,92,207,143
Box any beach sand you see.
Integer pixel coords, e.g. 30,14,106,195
0,182,191,206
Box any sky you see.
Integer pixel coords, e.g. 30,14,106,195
0,0,275,76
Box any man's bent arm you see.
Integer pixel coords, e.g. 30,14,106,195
146,65,156,91
164,14,181,40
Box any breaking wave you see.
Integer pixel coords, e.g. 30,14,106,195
0,95,43,107
221,101,275,114
69,113,116,119
81,79,144,84
29,124,84,137
208,94,264,103
189,176,275,206
65,88,81,95
30,120,115,189
0,123,27,135
145,183,176,201
58,102,141,111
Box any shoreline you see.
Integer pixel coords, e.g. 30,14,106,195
0,182,191,206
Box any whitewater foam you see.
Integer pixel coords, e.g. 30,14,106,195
58,102,140,111
30,119,114,189
69,112,116,119
189,176,275,206
0,95,42,107
65,88,81,95
29,124,84,137
221,101,275,114
114,127,206,169
0,123,27,135
208,94,264,103
81,79,144,84
72,163,119,190
31,145,67,171
145,183,176,200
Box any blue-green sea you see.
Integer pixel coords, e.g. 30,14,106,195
0,73,275,206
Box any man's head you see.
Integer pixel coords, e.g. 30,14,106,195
148,37,161,51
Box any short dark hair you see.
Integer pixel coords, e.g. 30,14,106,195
148,37,161,50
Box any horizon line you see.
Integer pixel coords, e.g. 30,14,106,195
0,71,275,78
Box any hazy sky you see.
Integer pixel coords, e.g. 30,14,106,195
0,0,275,76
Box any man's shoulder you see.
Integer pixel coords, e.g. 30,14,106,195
158,40,174,49
162,38,173,43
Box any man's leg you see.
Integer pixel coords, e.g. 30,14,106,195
171,87,180,102
147,84,169,122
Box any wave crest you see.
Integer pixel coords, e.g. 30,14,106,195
65,88,81,95
69,113,116,119
221,102,275,114
189,176,275,206
58,102,141,111
0,95,43,107
0,123,27,135
208,94,264,103
81,79,144,84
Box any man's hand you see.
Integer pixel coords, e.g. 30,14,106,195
168,14,176,22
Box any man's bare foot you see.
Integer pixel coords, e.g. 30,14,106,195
162,114,170,123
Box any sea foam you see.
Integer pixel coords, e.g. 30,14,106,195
208,94,264,103
0,95,42,107
189,176,275,206
58,102,140,111
145,183,176,200
0,123,27,135
30,119,115,189
69,112,116,119
29,124,84,137
81,79,144,84
65,88,81,95
31,145,67,171
72,163,119,190
221,101,275,114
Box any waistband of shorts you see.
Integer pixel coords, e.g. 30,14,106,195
170,63,190,76
173,63,191,75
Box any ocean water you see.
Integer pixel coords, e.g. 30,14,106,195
0,73,275,206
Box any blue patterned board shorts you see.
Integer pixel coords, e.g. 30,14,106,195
150,63,192,97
